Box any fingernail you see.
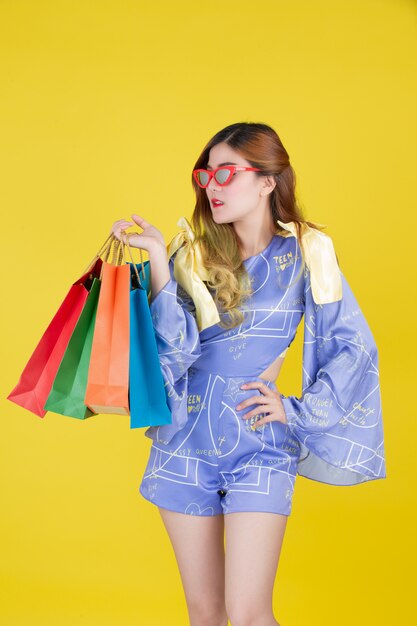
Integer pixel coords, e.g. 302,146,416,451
241,384,247,388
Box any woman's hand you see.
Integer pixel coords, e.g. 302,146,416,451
235,381,288,427
110,214,166,253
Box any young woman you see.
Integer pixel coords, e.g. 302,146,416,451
111,122,386,626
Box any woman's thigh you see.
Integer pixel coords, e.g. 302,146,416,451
224,511,288,624
158,506,227,623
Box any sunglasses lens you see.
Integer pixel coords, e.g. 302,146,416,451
196,171,210,187
214,168,232,185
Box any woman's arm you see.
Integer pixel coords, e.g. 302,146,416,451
281,234,386,485
143,244,203,444
114,224,202,385
148,241,171,303
148,243,202,385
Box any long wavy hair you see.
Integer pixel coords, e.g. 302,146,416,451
189,122,324,329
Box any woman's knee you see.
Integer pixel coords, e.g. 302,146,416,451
187,596,228,626
225,602,276,626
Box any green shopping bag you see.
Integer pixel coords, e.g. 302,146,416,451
43,277,101,419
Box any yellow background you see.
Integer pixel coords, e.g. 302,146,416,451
1,1,415,624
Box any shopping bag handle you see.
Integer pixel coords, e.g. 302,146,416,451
82,230,147,288
81,232,116,276
111,235,125,266
119,230,146,288
96,235,126,280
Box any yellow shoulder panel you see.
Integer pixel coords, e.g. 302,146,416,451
277,219,343,304
164,216,342,332
166,216,221,332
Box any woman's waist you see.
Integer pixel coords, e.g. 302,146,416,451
188,366,281,400
194,343,288,380
190,360,279,384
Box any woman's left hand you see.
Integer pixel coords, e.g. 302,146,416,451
235,381,288,427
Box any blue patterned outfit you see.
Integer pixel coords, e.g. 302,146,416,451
139,219,386,516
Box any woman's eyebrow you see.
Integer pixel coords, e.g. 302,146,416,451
206,161,238,169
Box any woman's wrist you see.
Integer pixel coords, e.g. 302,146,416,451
148,241,171,302
147,239,168,259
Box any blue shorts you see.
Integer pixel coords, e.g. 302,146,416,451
139,368,302,516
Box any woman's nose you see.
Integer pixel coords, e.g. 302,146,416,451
208,182,222,194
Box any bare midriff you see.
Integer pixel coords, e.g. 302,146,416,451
258,353,286,383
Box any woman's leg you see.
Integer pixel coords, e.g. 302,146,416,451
224,511,288,626
158,506,228,626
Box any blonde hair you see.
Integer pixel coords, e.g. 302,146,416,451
189,122,325,329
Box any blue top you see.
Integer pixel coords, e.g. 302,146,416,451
144,230,386,486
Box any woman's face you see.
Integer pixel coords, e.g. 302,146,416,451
205,142,271,225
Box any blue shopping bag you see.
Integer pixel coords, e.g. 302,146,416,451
127,258,172,429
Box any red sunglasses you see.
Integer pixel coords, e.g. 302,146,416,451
193,165,261,188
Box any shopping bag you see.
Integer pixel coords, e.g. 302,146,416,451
7,234,113,418
125,242,172,428
130,258,151,295
84,237,131,415
43,277,101,419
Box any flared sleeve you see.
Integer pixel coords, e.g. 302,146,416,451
144,249,202,444
143,216,222,445
280,232,387,486
149,252,202,384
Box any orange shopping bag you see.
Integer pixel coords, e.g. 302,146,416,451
84,236,130,415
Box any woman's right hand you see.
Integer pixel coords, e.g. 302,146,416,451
110,214,166,253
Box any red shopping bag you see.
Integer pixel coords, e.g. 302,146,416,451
7,234,114,417
84,237,131,415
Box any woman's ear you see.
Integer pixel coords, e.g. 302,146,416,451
260,175,276,196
